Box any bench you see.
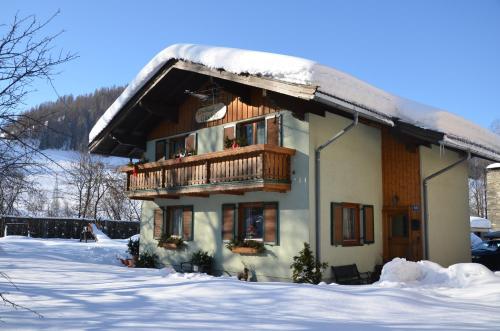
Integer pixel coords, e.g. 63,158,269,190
331,264,372,285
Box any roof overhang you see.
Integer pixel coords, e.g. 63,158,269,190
89,60,500,162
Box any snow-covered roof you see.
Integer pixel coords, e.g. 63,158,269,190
470,216,492,230
89,44,500,160
487,163,500,170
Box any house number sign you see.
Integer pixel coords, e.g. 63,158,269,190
195,103,227,123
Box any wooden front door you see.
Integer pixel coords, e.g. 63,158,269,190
383,207,419,261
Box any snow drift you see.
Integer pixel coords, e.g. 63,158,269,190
377,258,498,288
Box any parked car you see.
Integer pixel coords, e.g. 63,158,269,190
471,239,500,271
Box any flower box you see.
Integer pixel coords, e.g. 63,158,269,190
231,246,260,254
160,243,178,250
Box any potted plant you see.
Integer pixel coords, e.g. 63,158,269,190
226,239,265,254
158,234,185,250
127,237,140,264
190,250,214,274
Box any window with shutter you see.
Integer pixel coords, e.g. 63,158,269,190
266,115,280,146
237,202,279,244
164,205,194,240
363,205,375,244
264,202,278,244
182,206,193,241
222,204,236,241
331,203,343,245
331,202,365,246
153,207,164,239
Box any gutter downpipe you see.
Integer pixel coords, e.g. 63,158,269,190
422,151,471,260
315,112,359,261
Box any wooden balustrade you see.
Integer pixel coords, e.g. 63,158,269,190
121,144,295,199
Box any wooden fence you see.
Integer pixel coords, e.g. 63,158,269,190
0,216,140,240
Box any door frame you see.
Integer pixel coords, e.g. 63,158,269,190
383,206,414,262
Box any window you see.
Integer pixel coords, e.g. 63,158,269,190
160,206,194,241
342,205,357,242
169,136,186,159
224,202,279,244
155,140,166,161
165,133,196,159
331,203,374,246
242,204,264,240
237,119,265,146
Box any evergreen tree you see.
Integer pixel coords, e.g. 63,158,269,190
290,242,328,284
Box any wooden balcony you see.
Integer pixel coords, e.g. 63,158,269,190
120,144,296,200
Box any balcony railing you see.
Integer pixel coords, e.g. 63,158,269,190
120,144,296,199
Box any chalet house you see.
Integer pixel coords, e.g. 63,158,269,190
89,44,500,281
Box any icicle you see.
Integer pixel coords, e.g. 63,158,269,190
439,142,445,157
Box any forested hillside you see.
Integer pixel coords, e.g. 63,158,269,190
17,86,124,151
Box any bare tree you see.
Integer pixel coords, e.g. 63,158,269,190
65,152,140,221
101,171,141,221
468,119,500,217
0,10,75,316
23,186,48,217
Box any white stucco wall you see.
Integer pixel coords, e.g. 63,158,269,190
420,145,470,266
308,112,384,278
140,111,311,281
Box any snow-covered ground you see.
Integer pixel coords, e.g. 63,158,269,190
1,236,500,330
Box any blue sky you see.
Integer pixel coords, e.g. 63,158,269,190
2,0,499,129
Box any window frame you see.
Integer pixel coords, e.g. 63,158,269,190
236,118,266,147
236,201,279,245
331,202,374,247
340,203,361,246
163,205,194,241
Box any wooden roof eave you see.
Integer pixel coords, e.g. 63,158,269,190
89,60,318,156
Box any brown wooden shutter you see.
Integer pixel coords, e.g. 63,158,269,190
264,202,278,244
266,116,280,146
222,204,235,241
182,206,193,241
185,133,196,154
155,140,166,161
223,126,235,149
331,203,343,245
363,205,375,244
153,207,164,239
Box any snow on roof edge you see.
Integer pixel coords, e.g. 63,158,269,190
487,163,500,170
89,44,500,161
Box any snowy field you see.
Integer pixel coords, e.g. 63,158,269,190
1,236,500,330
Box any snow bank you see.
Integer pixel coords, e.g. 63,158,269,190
378,258,498,288
158,266,215,281
89,44,500,160
470,216,492,230
90,223,112,242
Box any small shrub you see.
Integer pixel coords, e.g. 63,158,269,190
191,250,214,267
135,251,158,268
290,242,328,284
127,238,140,257
225,239,265,253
